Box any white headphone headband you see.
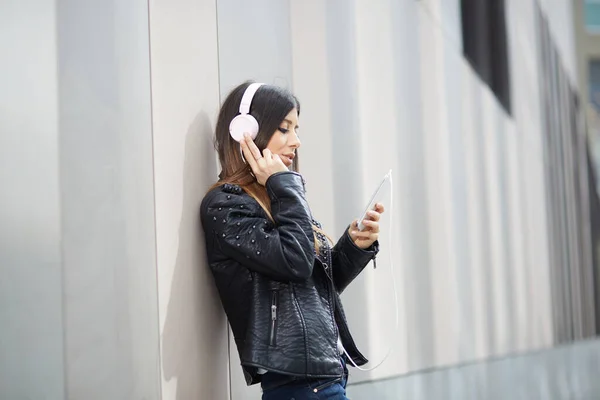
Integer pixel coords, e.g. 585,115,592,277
229,82,265,143
239,83,264,115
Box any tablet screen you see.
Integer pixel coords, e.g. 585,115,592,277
357,170,391,231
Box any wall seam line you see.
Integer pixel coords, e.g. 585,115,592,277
145,0,164,398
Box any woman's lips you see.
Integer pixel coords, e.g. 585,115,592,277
280,153,294,167
281,155,293,167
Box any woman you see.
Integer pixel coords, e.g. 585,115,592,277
200,81,384,399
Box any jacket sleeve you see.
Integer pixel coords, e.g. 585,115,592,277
201,172,315,282
332,228,379,293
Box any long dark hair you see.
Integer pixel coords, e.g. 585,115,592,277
214,81,300,183
211,81,300,215
211,81,332,246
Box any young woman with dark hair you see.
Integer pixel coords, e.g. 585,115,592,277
200,81,384,399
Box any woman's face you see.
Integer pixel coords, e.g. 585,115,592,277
265,108,301,168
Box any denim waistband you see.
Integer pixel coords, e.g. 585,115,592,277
260,358,348,392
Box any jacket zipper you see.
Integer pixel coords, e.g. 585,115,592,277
373,254,377,269
269,291,278,346
325,246,346,376
323,260,340,358
321,238,344,376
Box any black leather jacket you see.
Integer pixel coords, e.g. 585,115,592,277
200,171,378,385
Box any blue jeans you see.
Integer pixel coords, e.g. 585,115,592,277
260,359,349,400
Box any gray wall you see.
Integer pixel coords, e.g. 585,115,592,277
57,0,160,398
0,2,65,399
147,0,229,399
0,0,592,399
1,0,161,399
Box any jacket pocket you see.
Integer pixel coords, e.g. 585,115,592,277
269,290,278,346
311,377,343,393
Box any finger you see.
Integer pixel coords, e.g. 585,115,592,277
350,229,373,239
350,220,363,234
366,210,381,222
262,148,273,161
348,221,359,237
240,138,259,171
374,203,385,213
360,219,380,233
245,134,263,160
368,233,379,242
356,232,379,243
272,153,283,164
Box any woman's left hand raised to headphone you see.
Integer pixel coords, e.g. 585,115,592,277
240,132,289,186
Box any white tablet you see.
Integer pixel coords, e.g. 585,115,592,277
357,170,391,231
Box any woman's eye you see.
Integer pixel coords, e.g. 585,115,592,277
278,127,289,134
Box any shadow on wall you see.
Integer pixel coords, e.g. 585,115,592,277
161,111,229,400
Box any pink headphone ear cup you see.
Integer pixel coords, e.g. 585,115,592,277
229,115,259,142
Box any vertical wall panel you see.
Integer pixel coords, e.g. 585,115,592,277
216,0,293,95
56,0,161,398
350,0,409,381
442,19,476,363
539,0,577,84
505,121,530,352
322,0,379,383
325,0,364,231
290,0,336,232
0,1,65,399
148,0,228,399
390,0,436,373
419,4,461,367
530,6,554,348
505,0,539,350
462,64,494,361
482,88,511,356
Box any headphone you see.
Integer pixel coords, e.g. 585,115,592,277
229,82,265,142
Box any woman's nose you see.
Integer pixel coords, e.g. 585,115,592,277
290,131,301,148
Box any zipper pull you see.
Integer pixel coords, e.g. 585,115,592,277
271,304,277,320
373,256,377,269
